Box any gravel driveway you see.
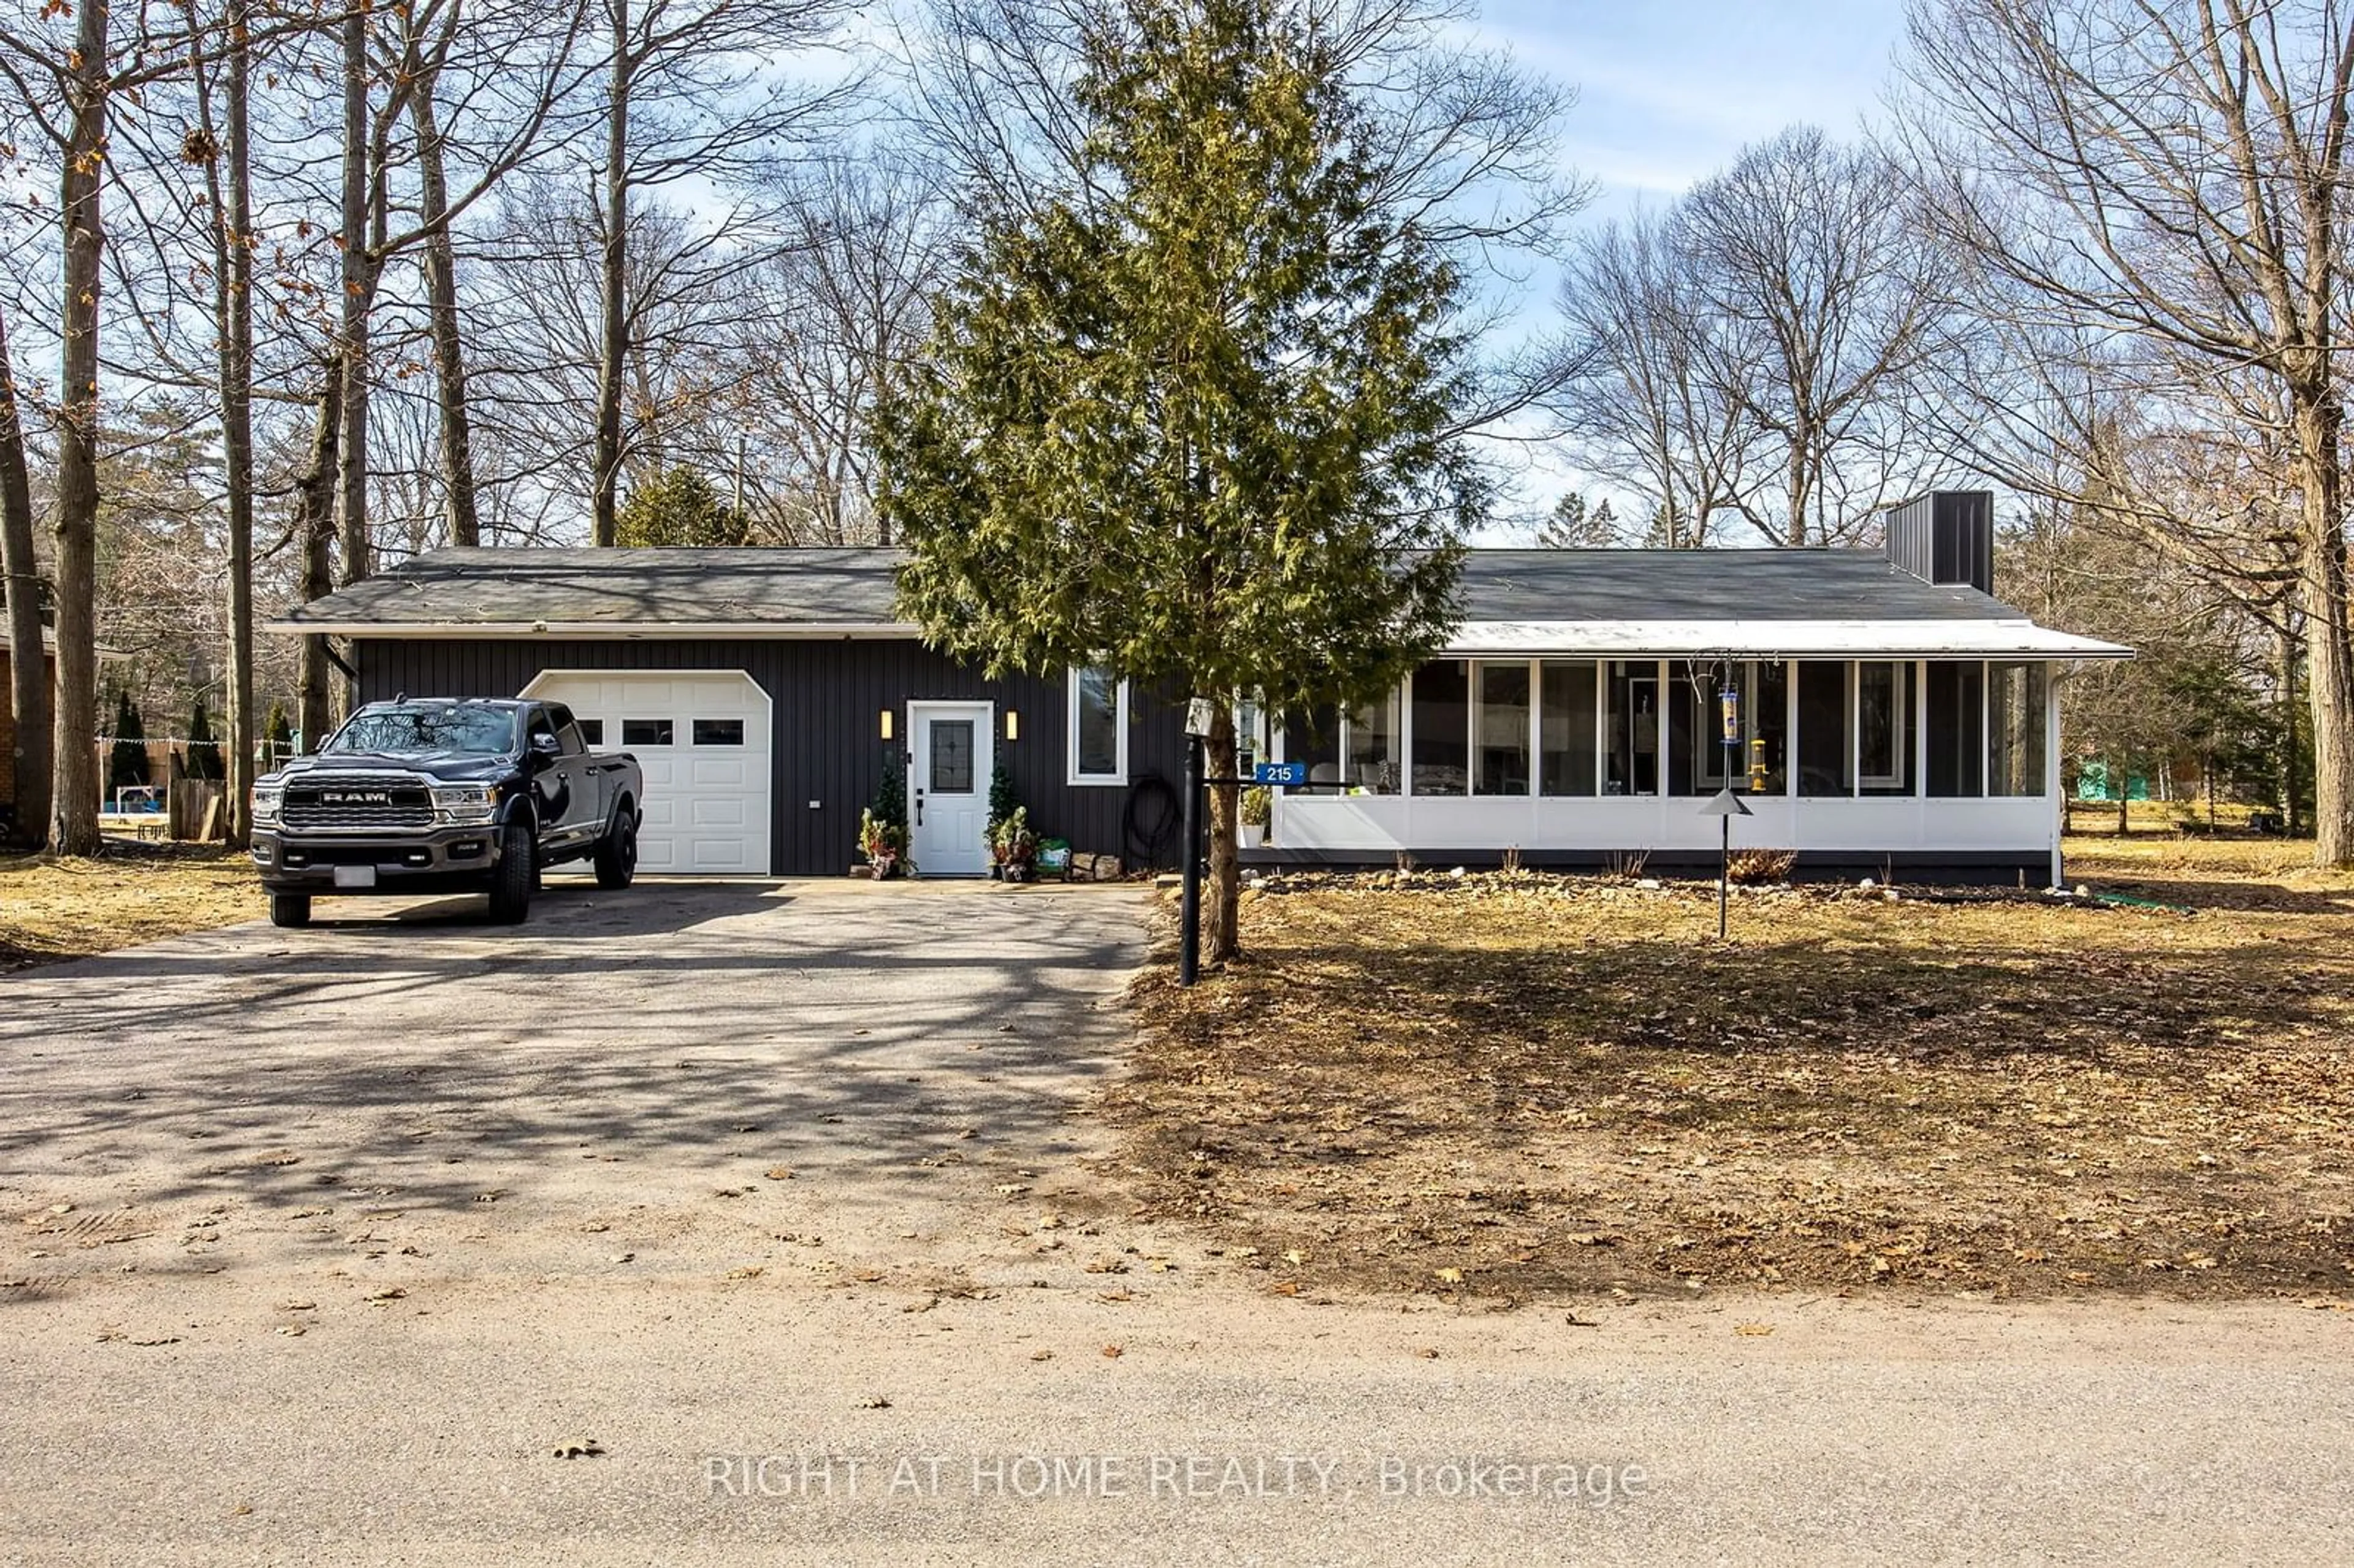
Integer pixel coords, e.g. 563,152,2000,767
2,878,2348,1566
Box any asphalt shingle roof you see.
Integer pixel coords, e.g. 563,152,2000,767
277,545,2027,633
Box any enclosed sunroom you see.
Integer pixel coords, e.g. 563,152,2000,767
1263,494,2130,886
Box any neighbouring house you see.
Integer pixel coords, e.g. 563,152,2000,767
275,490,2129,885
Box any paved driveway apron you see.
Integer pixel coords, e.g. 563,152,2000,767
0,880,1151,1287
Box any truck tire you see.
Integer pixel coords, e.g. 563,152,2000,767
486,817,534,924
594,806,638,890
269,892,312,929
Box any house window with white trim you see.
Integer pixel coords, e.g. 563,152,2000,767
1067,667,1128,785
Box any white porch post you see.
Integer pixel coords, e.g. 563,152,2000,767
2046,660,2064,888
1914,659,1929,795
1401,666,1416,799
1849,659,1861,798
1785,663,1797,798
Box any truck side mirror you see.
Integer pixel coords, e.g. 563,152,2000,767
530,733,560,758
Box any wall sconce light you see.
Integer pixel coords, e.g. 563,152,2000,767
878,709,894,741
1004,709,1020,742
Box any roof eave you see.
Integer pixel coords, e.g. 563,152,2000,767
264,619,921,639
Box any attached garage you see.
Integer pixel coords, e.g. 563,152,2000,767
520,670,771,875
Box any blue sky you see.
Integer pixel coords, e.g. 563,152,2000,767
1462,1,1910,527
1482,0,1910,210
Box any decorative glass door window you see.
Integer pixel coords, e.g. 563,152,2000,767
929,719,975,794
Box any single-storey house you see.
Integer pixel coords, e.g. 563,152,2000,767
276,490,2129,885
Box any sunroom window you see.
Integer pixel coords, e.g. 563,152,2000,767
1858,661,1915,795
1538,660,1599,796
1409,660,1469,796
1473,663,1532,794
1987,660,2048,796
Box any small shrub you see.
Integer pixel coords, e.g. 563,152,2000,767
1724,847,1796,885
1603,848,1650,880
1240,786,1271,828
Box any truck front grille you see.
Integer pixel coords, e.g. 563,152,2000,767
282,776,433,831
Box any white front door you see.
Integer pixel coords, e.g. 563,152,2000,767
908,701,991,877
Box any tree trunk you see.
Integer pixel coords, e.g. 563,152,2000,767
411,78,481,547
49,0,109,856
1785,435,1810,549
2116,765,2129,836
0,299,51,849
335,6,370,593
2291,390,2353,866
2279,618,2301,836
295,379,343,750
211,0,257,846
1203,701,1241,965
2303,520,2354,866
593,10,631,548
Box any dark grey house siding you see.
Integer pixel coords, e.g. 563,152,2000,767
355,637,1188,876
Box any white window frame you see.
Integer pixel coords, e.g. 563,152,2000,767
1065,667,1129,786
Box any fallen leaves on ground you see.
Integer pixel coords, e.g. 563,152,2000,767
0,846,263,970
1110,840,2354,1303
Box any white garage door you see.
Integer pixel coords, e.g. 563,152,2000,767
521,671,772,875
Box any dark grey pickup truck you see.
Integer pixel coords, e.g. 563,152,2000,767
250,697,644,927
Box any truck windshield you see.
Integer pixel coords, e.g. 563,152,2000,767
327,705,517,756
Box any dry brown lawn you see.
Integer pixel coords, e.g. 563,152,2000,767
1113,837,2354,1304
0,843,263,972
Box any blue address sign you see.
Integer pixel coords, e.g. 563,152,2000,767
1252,761,1309,787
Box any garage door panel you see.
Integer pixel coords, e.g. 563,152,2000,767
690,797,745,827
520,671,769,876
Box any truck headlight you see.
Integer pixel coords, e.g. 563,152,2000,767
252,786,283,824
431,783,498,824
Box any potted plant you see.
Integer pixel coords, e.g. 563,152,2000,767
989,805,1038,882
858,809,910,879
1238,785,1271,849
856,762,913,878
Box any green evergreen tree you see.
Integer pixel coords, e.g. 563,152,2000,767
107,690,149,794
868,748,907,831
988,760,1019,832
878,0,1480,961
185,693,224,781
264,699,294,764
614,468,753,547
1535,492,1621,548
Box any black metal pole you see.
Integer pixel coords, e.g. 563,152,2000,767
1719,812,1731,940
1179,733,1203,986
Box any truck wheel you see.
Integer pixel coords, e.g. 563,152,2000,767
269,893,312,929
594,809,638,890
486,818,534,924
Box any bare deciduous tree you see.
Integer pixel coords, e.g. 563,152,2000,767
588,0,861,545
0,296,46,847
1900,0,2354,866
1548,210,1747,549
